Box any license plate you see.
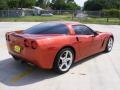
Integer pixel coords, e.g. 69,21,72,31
14,45,21,53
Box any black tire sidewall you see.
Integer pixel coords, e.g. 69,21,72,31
105,37,113,52
53,48,74,74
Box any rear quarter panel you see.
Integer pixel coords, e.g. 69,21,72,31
36,35,81,66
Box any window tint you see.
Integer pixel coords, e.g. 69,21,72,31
72,25,94,35
24,23,68,34
72,25,82,35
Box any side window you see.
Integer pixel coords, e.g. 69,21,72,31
72,25,94,35
72,25,83,35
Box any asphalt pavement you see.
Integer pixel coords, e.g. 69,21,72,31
0,22,120,90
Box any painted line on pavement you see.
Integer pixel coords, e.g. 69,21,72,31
11,67,34,83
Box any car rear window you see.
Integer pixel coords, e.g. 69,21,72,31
24,22,69,34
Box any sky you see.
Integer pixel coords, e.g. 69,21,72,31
75,0,87,7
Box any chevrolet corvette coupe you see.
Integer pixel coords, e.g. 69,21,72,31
6,21,114,73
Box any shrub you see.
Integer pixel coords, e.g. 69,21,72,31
102,9,120,18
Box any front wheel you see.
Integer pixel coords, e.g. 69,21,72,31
105,37,114,52
53,48,74,74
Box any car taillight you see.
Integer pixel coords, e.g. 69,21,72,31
8,35,10,41
5,34,8,40
6,34,10,41
31,41,38,49
24,39,30,47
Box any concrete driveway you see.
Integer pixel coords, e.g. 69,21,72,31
0,22,120,90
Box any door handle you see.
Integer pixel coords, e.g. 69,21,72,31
76,37,79,41
76,37,82,43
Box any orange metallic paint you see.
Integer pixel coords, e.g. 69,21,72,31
6,22,113,69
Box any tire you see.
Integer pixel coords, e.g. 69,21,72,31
12,55,20,61
53,48,74,74
104,37,114,52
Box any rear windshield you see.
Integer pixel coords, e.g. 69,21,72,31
24,23,68,34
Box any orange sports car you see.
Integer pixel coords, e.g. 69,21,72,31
6,21,114,73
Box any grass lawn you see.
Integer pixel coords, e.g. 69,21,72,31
0,15,119,25
79,17,120,25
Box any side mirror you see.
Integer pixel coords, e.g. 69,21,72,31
93,31,98,36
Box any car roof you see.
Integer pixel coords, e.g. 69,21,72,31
41,21,81,25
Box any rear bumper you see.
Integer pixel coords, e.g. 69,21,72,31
7,42,57,69
9,51,45,69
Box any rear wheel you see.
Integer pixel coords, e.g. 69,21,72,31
53,48,74,74
105,37,114,52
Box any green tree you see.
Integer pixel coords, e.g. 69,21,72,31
36,0,44,8
67,0,74,3
84,0,102,11
52,0,65,10
7,0,19,9
51,0,80,10
83,0,120,11
0,0,8,10
36,0,50,8
0,0,36,9
19,0,36,8
65,2,80,10
103,9,120,18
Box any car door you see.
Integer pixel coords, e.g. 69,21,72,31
90,33,104,54
72,25,95,61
